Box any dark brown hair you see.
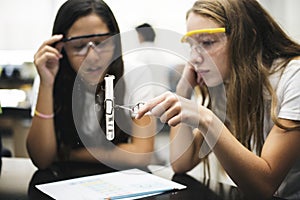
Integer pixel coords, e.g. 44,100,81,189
52,0,129,149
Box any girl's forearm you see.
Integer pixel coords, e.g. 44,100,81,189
203,115,282,199
27,84,57,169
170,124,203,173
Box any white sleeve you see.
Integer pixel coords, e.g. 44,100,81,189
123,60,155,105
277,60,300,121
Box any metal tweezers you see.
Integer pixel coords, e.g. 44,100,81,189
114,102,145,114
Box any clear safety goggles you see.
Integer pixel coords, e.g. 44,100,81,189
63,33,116,56
181,28,227,55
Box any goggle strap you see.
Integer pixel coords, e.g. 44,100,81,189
181,28,226,42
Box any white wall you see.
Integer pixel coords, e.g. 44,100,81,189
0,0,57,50
260,0,300,42
105,0,194,33
0,0,64,63
0,0,194,64
0,0,299,64
0,0,193,51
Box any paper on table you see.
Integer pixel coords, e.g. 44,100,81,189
36,168,186,200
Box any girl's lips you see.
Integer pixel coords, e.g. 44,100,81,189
197,69,209,74
81,66,106,79
83,66,102,73
81,66,105,83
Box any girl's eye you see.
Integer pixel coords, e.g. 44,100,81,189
94,41,102,46
73,44,86,50
201,40,216,47
71,42,87,50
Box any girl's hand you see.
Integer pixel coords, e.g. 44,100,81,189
33,35,64,87
176,63,198,98
136,91,201,128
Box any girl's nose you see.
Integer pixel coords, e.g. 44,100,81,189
86,42,102,58
190,50,204,69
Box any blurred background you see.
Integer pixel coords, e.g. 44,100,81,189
0,0,300,158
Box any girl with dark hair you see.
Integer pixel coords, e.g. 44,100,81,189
137,0,300,199
27,0,155,171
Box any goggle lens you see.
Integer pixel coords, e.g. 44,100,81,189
63,33,116,56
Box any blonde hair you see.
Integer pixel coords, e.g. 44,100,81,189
189,0,300,154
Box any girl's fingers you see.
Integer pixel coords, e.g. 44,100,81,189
159,101,181,123
35,51,60,68
167,114,181,127
136,92,170,119
35,35,63,60
136,92,179,120
42,34,63,49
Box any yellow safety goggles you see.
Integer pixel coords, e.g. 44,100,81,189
181,28,226,43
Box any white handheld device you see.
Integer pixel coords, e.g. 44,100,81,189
104,75,115,140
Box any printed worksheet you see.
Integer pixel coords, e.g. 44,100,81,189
36,168,186,200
